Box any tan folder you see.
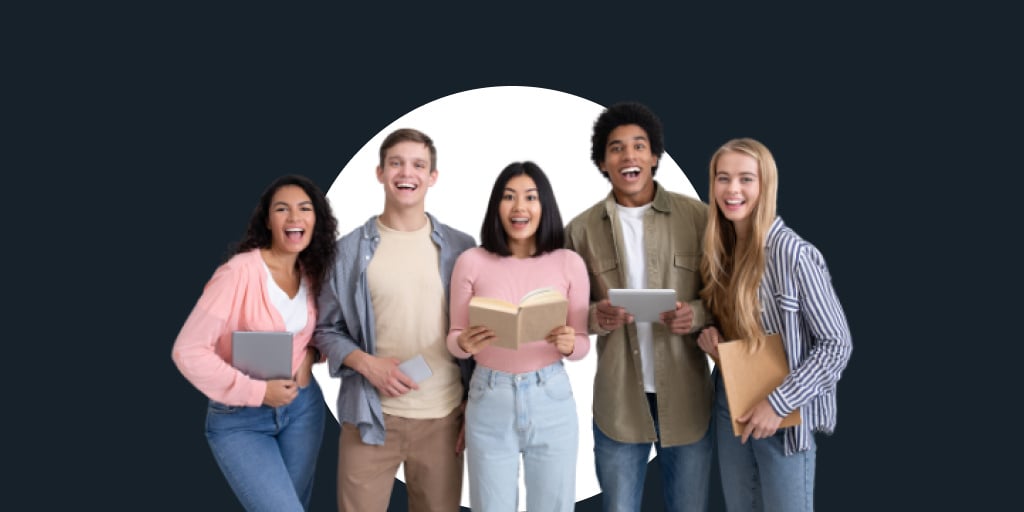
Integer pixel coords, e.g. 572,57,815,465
718,333,802,436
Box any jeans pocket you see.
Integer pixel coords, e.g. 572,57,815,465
468,381,487,401
208,400,240,414
542,370,573,401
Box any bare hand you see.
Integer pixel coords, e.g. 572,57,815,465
660,301,694,334
596,299,631,332
546,325,576,356
697,326,723,361
737,399,784,444
358,353,419,397
458,326,496,355
262,379,299,407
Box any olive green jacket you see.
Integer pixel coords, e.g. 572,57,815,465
564,182,713,446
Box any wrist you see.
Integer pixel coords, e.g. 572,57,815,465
344,350,370,376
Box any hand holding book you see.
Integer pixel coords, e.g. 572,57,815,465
457,325,497,355
468,287,569,350
545,325,576,356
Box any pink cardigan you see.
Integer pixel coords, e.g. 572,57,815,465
172,249,316,406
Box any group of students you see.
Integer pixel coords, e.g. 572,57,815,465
172,101,852,512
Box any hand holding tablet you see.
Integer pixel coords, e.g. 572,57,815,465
607,289,678,323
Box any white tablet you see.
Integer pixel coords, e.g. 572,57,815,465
607,288,677,323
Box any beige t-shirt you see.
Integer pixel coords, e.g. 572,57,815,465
368,218,462,418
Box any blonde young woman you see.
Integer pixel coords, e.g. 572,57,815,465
696,138,852,511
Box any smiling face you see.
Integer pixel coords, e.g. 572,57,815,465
266,184,316,254
602,124,659,207
499,174,542,256
376,140,437,211
713,150,761,235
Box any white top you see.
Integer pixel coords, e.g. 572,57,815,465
263,260,309,334
616,202,657,392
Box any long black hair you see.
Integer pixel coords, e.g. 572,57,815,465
480,161,564,257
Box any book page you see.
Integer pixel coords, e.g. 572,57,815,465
469,296,518,314
519,286,563,306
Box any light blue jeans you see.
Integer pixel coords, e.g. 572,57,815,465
593,393,713,512
205,379,325,512
465,361,578,512
715,370,816,512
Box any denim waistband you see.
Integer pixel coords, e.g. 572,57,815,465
473,360,565,387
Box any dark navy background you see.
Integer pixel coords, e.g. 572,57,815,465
17,2,1012,510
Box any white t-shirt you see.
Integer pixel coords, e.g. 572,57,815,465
616,202,657,392
262,260,309,334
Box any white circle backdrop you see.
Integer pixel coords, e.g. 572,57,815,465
312,85,703,509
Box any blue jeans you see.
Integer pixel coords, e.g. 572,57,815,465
205,379,326,512
465,361,578,512
715,371,816,512
593,393,713,512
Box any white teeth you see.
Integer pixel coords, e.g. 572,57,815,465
511,217,529,223
725,199,744,205
621,166,641,175
396,183,415,189
285,228,304,233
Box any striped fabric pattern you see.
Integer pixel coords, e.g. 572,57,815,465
758,217,853,455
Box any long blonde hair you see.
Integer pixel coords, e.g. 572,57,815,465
700,138,779,350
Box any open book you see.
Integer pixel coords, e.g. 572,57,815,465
718,333,802,436
468,287,569,350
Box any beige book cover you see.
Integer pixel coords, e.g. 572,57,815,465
718,332,802,436
468,288,568,350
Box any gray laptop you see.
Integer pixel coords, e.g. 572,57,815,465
231,331,293,380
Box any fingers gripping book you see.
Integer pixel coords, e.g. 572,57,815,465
468,287,569,350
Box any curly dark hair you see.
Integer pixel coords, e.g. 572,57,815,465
590,101,665,180
234,174,338,296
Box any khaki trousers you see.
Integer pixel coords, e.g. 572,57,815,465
337,406,463,512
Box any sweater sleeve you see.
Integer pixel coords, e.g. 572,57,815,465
171,260,268,407
563,250,592,361
446,250,476,359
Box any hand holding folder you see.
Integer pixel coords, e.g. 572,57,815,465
718,333,801,437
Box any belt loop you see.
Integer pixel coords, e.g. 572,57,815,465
488,368,496,389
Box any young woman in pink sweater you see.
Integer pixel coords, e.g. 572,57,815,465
172,175,337,511
448,161,590,512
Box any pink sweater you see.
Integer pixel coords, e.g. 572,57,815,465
447,248,590,373
172,249,316,406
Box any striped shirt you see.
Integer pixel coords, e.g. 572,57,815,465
760,217,853,455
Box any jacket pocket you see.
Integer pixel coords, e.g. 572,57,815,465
589,257,618,275
589,257,619,292
673,253,700,272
